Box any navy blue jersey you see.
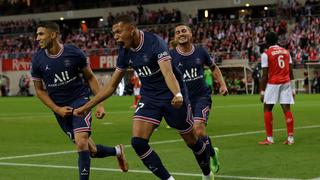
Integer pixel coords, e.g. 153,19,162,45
31,44,90,105
116,31,187,102
170,45,214,99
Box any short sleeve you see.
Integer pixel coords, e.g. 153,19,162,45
30,55,42,81
78,49,88,69
261,53,268,68
116,48,128,71
289,54,292,64
153,36,171,63
202,47,215,67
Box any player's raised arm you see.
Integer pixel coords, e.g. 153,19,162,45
158,59,183,108
74,69,125,116
33,80,73,117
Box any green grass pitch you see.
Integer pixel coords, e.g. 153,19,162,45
0,94,319,180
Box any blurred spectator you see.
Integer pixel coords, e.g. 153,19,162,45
17,74,32,96
303,71,309,93
252,63,261,94
311,71,320,93
0,74,10,96
130,72,141,108
204,67,213,94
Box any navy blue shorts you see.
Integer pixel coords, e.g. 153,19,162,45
54,97,92,141
133,97,193,134
190,96,212,124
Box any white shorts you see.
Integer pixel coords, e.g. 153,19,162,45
264,82,295,104
133,88,140,96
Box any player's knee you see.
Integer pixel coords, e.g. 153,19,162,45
195,129,206,138
75,137,89,151
181,131,198,147
194,123,206,137
76,141,88,151
131,137,149,154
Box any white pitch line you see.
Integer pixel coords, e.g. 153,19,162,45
0,150,75,161
0,162,302,180
1,102,318,119
145,124,320,146
309,178,320,180
1,124,320,161
102,122,113,125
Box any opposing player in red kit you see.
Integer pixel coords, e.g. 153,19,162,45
259,32,296,145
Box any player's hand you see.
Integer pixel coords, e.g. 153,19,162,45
220,86,228,96
171,95,183,108
73,106,88,117
55,106,73,118
260,91,265,103
260,95,264,103
95,104,106,119
292,89,296,100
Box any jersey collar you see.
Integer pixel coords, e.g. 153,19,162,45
45,43,64,58
176,44,195,56
131,31,144,52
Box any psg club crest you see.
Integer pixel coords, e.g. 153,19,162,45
64,59,72,67
142,54,149,63
196,58,201,64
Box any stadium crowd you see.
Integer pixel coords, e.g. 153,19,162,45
1,13,319,64
1,1,320,95
0,0,191,15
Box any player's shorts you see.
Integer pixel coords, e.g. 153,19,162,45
133,97,193,134
54,97,92,141
264,82,295,104
133,88,140,96
190,96,212,124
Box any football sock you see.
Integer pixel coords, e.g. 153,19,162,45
264,111,273,137
188,138,211,176
134,97,138,106
78,151,90,180
131,137,171,179
134,96,141,106
285,111,294,136
91,144,116,158
201,136,215,157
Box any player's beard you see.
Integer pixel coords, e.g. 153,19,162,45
45,41,54,50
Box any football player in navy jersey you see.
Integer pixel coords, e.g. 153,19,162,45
170,24,228,175
74,15,213,180
31,22,128,180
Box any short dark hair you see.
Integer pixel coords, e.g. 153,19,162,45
114,15,136,26
37,21,60,34
174,23,192,32
266,31,278,46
